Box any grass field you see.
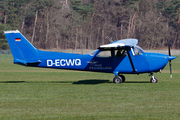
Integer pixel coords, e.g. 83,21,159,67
0,54,180,120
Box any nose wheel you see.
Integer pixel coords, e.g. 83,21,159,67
150,73,158,83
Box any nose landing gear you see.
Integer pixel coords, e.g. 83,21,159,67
150,73,158,83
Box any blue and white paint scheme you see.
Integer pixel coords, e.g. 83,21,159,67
4,30,176,83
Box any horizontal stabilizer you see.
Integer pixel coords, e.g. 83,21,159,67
14,58,41,65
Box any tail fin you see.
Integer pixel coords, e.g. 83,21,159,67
4,30,40,65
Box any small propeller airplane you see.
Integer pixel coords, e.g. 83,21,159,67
4,30,176,83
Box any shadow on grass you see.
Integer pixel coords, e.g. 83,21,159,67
0,80,110,85
0,80,150,84
0,81,25,83
125,81,150,83
73,79,110,85
0,81,74,84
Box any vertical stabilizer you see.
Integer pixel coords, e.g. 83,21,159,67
4,30,39,65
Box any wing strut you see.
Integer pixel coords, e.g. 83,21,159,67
126,47,136,72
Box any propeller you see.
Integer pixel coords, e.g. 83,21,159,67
168,39,172,78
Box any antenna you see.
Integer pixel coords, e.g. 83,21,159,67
105,36,113,43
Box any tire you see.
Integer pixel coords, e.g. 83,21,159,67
113,76,123,84
119,75,125,83
150,77,158,83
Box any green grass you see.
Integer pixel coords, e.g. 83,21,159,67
0,54,180,119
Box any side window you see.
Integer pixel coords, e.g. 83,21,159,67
96,51,111,58
115,49,127,57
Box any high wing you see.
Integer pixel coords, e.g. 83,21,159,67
99,39,138,49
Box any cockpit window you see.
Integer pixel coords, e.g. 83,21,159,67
134,46,144,55
89,50,98,56
96,50,111,58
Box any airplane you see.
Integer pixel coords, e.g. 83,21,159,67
4,30,176,84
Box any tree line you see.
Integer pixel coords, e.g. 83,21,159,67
0,0,180,50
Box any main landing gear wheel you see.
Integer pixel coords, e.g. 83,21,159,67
150,77,158,83
119,75,125,83
113,76,123,84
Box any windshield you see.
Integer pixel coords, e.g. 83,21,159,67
135,46,144,55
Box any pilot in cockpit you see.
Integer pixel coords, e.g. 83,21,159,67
116,49,127,57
